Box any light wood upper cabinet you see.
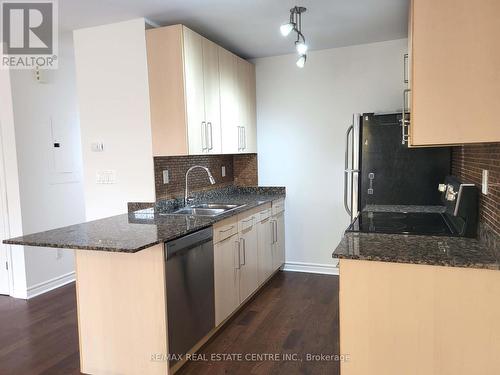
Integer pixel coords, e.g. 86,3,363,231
201,38,222,154
236,59,257,153
146,24,256,156
219,47,240,154
408,0,500,146
182,27,206,155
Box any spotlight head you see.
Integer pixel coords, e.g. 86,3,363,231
280,22,294,37
295,41,308,55
296,54,307,68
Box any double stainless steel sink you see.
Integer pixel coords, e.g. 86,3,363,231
169,203,245,217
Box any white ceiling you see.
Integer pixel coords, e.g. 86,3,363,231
60,0,409,59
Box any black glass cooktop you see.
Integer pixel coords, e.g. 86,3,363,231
346,211,458,236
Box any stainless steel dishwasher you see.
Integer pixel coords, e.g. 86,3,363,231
165,227,215,366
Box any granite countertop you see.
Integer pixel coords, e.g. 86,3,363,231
334,204,499,270
333,232,499,270
3,187,285,253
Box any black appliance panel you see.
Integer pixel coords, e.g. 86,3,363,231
347,211,457,236
359,113,451,208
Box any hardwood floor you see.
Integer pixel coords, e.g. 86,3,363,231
178,271,340,375
0,271,339,375
0,283,81,375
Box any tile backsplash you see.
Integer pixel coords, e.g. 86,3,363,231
451,143,500,238
154,154,258,200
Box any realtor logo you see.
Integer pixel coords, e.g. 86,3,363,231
1,0,58,69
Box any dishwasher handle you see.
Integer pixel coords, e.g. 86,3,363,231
166,227,213,260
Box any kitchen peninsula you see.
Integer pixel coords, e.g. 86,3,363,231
4,187,286,375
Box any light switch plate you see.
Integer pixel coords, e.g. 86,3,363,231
482,170,488,195
163,170,169,184
221,166,226,177
96,170,116,184
91,142,104,152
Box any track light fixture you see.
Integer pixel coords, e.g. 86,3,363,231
280,6,308,68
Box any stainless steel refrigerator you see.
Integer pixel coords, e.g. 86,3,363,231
344,112,452,222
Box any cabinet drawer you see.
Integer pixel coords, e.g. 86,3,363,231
213,216,238,243
238,214,256,232
258,207,272,222
272,199,285,215
238,205,266,232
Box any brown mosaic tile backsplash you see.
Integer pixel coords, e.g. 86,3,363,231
154,154,258,200
451,143,500,236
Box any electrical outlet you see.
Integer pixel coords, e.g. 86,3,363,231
482,170,489,195
221,166,226,177
163,170,169,184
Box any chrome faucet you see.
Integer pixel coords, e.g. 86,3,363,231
184,166,216,206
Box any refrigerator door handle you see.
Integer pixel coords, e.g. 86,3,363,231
344,124,354,217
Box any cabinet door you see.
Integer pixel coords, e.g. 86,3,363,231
202,38,222,154
245,62,257,153
219,48,240,154
236,59,257,153
183,27,206,154
239,223,259,303
409,0,500,145
276,212,285,268
214,234,240,326
257,217,273,285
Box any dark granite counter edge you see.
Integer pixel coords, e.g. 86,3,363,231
2,238,162,253
3,190,285,253
333,253,500,271
332,232,500,271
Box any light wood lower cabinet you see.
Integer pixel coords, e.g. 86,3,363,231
273,211,285,269
257,216,273,284
238,217,259,302
75,244,168,375
213,201,284,327
339,259,500,375
213,233,240,326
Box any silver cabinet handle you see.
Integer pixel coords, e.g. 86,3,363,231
235,240,241,270
219,225,234,233
207,122,213,150
241,126,247,150
201,121,207,151
401,89,411,145
274,220,278,244
270,221,274,245
237,126,242,151
239,238,246,266
403,53,409,84
241,238,246,266
242,217,253,224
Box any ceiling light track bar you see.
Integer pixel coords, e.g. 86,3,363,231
280,5,308,67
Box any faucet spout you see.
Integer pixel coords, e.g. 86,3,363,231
184,166,216,206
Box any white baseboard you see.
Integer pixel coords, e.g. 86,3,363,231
283,261,339,275
26,271,75,299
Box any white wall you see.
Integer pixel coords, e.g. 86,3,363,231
0,68,27,298
7,31,85,297
255,39,407,272
73,18,155,220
